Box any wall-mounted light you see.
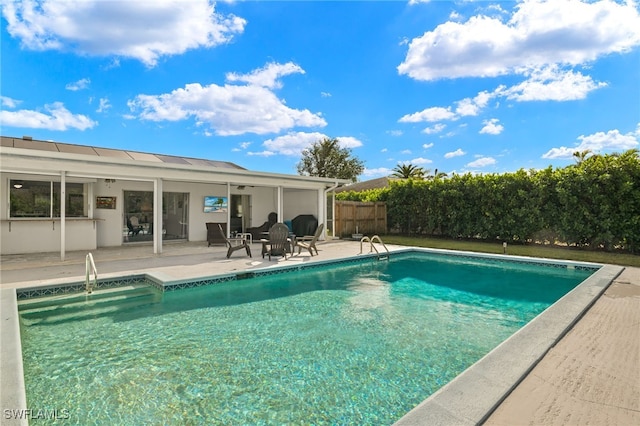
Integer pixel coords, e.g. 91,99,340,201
104,179,116,183
12,181,23,189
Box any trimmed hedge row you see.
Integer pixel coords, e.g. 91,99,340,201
337,150,640,253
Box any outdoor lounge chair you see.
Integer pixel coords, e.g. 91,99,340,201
247,212,278,241
218,224,252,259
296,223,324,256
261,223,290,260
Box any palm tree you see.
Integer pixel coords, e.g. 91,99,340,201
426,168,448,180
391,163,427,179
573,150,592,164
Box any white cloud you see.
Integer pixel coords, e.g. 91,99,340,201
1,0,246,67
422,143,434,149
399,106,456,123
467,157,496,168
479,118,504,135
65,78,90,91
445,148,465,159
449,11,462,21
542,125,640,159
501,66,607,101
0,102,97,130
401,149,412,155
261,131,364,157
336,136,364,149
128,63,326,136
247,150,276,157
398,0,640,81
411,157,433,165
96,98,111,113
422,123,446,134
232,141,252,152
400,64,606,130
455,91,491,116
387,130,403,136
260,132,320,156
225,62,304,89
362,167,392,178
1,96,20,108
321,92,332,97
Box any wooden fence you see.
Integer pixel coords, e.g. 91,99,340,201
334,201,387,237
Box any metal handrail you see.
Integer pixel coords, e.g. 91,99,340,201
359,235,389,259
85,253,98,294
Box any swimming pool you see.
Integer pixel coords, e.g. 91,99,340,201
18,252,596,424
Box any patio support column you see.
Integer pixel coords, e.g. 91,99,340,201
60,171,66,261
277,186,283,222
153,178,163,254
317,188,325,240
226,182,231,237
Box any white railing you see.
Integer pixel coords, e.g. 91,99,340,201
359,235,390,259
85,253,98,294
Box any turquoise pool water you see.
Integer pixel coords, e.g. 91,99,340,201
19,253,594,425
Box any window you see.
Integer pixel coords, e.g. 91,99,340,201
10,179,87,218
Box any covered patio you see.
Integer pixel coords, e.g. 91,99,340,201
1,136,348,260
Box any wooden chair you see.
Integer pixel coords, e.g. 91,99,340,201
218,224,252,259
261,223,290,260
296,223,324,256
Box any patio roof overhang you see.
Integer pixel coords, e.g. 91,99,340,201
0,141,349,190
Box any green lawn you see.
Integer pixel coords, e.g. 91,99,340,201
382,235,640,268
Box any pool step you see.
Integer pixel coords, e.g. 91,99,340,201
19,285,161,325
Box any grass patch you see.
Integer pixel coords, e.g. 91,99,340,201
382,235,640,268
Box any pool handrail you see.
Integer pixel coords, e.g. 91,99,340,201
359,235,389,259
85,253,98,294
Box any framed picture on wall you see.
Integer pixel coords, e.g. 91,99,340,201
204,196,227,213
96,196,116,209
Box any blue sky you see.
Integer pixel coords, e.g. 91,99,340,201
1,0,639,179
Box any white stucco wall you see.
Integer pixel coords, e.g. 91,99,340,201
283,189,319,220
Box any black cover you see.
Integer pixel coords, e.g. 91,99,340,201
247,212,278,240
291,215,318,237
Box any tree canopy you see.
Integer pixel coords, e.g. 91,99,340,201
296,137,364,182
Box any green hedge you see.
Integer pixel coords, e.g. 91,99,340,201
337,150,640,253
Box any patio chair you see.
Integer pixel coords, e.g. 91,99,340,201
296,223,324,256
127,216,143,236
261,223,290,260
218,224,252,259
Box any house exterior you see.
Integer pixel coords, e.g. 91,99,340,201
0,135,348,259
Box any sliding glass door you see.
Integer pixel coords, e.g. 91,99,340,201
123,191,189,243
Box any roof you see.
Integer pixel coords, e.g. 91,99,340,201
1,136,246,170
334,176,396,193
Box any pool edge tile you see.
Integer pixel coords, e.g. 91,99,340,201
0,288,28,426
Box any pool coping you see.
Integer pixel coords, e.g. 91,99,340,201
394,259,623,425
0,248,622,425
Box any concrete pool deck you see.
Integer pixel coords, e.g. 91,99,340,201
1,240,638,425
